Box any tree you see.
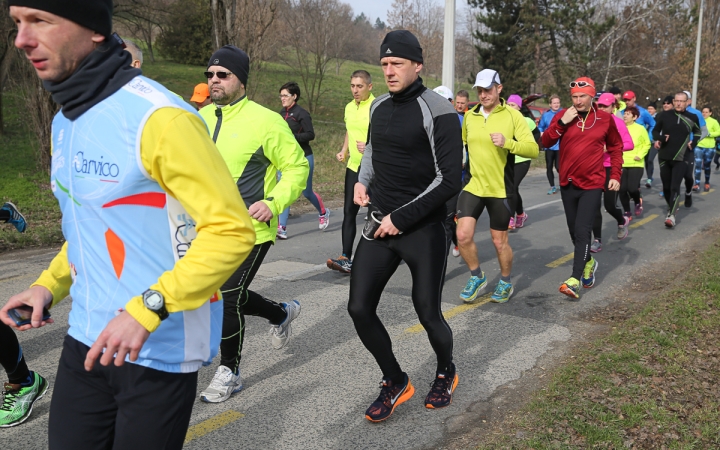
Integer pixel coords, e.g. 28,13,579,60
157,0,213,65
386,0,444,78
0,1,16,134
374,18,386,30
114,0,172,63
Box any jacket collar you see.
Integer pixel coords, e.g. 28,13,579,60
389,77,425,103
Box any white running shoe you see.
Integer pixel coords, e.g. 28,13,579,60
319,209,330,230
452,246,460,257
200,365,242,403
270,300,301,349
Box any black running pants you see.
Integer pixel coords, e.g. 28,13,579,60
645,147,658,180
342,168,361,258
620,167,644,212
660,159,686,213
545,150,559,187
220,242,286,373
592,167,624,240
49,336,197,450
513,160,531,215
561,184,602,280
0,321,30,384
684,151,695,193
348,221,453,379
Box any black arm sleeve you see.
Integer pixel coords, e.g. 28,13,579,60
295,108,315,144
652,114,664,142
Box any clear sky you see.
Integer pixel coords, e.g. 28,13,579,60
353,0,460,24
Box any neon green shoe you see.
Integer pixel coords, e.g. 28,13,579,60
581,257,598,288
559,277,581,299
0,372,48,427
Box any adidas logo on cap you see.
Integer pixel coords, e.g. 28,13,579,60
385,48,392,54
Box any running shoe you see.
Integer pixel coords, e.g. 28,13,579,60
425,363,458,409
365,373,415,423
515,212,528,228
459,272,487,303
665,214,676,228
581,257,598,288
327,255,352,273
452,246,460,257
645,178,652,188
508,216,515,230
685,192,692,208
617,216,630,240
590,239,602,253
318,209,330,231
0,202,26,233
692,184,700,192
0,372,48,427
270,300,301,350
559,277,581,299
705,183,711,191
490,280,513,303
659,191,664,198
276,225,288,240
547,186,557,195
635,198,643,216
200,365,242,403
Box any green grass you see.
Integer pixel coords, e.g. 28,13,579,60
477,240,720,449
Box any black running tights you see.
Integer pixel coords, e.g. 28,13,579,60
0,321,30,384
660,159,686,213
513,160,531,215
220,242,287,373
545,150,559,187
561,185,602,280
684,152,695,193
620,167,644,212
348,221,453,379
342,168,361,258
592,167,624,240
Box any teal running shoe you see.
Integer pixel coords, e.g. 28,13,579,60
459,273,487,302
0,372,48,427
581,257,598,288
0,202,26,233
490,280,513,303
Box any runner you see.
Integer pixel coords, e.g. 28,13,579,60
652,91,701,228
3,4,256,447
542,77,623,299
694,106,720,191
538,95,562,194
619,91,655,136
457,71,538,304
277,81,329,239
647,102,657,117
619,106,651,217
506,94,540,230
327,70,375,274
654,96,675,192
590,92,633,253
681,91,708,206
348,30,462,422
198,46,309,403
609,86,626,114
455,90,469,119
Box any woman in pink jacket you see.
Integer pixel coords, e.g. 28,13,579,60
590,93,635,252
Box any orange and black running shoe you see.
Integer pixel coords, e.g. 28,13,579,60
365,373,415,423
425,364,459,409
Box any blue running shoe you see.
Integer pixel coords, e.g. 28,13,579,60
581,258,598,288
459,273,487,303
490,280,513,303
1,203,26,233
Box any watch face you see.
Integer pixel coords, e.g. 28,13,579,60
144,292,164,310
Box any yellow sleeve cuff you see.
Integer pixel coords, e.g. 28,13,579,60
30,276,66,308
125,296,161,333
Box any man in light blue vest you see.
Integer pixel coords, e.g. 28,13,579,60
2,1,256,448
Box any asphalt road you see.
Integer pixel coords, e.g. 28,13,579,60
2,165,719,449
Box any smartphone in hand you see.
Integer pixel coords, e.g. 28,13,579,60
8,305,51,327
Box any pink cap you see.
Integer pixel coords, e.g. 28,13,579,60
597,92,615,106
507,94,523,106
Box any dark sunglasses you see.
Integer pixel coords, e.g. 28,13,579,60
204,71,233,79
569,81,594,89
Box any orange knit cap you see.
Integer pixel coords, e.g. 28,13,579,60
570,77,596,97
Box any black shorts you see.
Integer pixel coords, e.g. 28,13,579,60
456,190,512,231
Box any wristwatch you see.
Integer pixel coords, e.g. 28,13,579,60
142,289,169,321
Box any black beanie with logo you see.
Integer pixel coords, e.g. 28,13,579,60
380,30,423,63
208,45,250,87
8,0,113,37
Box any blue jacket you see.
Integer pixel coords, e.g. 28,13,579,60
538,109,560,150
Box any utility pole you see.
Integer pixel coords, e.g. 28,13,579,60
442,0,456,94
691,0,704,108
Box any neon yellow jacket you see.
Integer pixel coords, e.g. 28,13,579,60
33,108,256,332
199,97,309,244
623,122,651,168
344,94,375,172
698,116,720,148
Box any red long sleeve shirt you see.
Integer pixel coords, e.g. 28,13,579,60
541,108,623,190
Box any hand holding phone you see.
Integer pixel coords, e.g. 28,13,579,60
0,285,54,330
8,305,51,327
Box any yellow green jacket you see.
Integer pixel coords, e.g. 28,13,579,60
623,122,651,168
698,116,720,148
344,94,374,172
199,96,309,244
462,100,539,198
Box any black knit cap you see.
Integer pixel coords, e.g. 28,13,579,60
609,86,622,95
663,95,674,104
208,45,250,87
380,30,423,63
8,0,113,37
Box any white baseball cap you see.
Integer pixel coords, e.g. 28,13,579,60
683,90,692,100
472,69,501,89
433,85,453,101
